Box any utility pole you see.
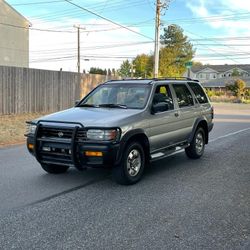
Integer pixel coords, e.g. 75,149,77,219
153,0,161,78
73,25,85,74
73,25,85,99
75,25,81,74
153,0,170,78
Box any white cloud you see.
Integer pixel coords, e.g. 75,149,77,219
186,0,250,35
185,0,250,64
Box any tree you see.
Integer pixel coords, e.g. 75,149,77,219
133,54,153,78
89,67,106,75
226,79,246,100
112,68,116,76
192,61,203,67
118,60,131,77
159,25,195,77
232,68,241,77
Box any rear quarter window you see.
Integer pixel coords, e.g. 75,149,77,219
172,84,194,108
188,82,208,104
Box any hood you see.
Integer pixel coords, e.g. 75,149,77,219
34,107,143,127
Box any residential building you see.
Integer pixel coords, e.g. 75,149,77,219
0,0,29,67
184,64,250,90
184,64,250,81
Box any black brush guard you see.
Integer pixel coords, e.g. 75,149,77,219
33,120,86,171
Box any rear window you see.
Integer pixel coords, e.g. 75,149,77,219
188,82,208,104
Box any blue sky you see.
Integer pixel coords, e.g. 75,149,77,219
6,0,250,72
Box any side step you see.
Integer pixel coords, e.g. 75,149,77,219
150,143,189,161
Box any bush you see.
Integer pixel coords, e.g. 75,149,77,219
206,89,224,97
245,89,250,97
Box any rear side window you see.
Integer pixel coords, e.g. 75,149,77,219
172,84,194,108
188,82,208,104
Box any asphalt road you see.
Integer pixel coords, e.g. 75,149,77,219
0,111,249,249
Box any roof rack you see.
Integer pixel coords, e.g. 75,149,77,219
106,77,199,83
151,77,193,81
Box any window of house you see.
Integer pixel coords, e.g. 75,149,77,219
172,84,194,108
188,82,208,104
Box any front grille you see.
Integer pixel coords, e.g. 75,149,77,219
38,126,73,139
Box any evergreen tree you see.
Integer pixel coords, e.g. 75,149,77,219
118,60,131,77
159,25,195,77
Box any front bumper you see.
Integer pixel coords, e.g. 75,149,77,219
26,126,120,170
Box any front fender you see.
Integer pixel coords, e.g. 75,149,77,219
115,129,148,165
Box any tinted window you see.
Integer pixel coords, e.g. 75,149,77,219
153,85,174,111
172,84,194,108
188,82,208,104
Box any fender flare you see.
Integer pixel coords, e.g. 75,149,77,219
115,129,149,165
188,118,209,144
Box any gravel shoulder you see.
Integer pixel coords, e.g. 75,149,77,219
0,113,47,147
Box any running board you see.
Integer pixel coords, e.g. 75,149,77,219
150,143,189,161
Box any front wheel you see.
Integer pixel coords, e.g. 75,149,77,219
185,127,205,159
40,163,69,174
112,142,145,185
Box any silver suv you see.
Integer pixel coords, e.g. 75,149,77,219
26,77,214,185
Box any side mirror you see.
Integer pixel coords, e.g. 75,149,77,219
75,100,80,106
151,102,169,114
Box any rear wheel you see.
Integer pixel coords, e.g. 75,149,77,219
112,141,145,185
40,163,69,174
185,127,205,159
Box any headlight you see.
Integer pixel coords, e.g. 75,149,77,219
86,129,120,141
26,124,37,135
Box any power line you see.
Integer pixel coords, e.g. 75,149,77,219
0,22,75,33
162,11,250,24
0,21,145,34
63,0,154,41
12,0,72,6
181,28,241,64
31,0,146,25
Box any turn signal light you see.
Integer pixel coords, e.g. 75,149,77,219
85,151,103,157
28,144,34,150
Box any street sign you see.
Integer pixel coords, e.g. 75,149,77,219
185,61,193,68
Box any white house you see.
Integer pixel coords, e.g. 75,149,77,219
184,64,250,82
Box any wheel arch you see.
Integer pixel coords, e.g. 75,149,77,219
116,129,150,165
189,118,209,144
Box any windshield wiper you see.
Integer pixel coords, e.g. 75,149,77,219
99,104,127,109
78,103,99,108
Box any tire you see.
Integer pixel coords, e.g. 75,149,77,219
112,141,145,185
40,163,69,174
185,127,205,159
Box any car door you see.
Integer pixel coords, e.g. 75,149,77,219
148,84,181,152
171,83,200,142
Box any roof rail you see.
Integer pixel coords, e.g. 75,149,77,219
152,77,193,81
105,77,200,82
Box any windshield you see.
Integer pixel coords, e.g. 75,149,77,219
80,84,151,109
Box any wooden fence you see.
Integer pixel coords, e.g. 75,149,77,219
0,66,118,115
